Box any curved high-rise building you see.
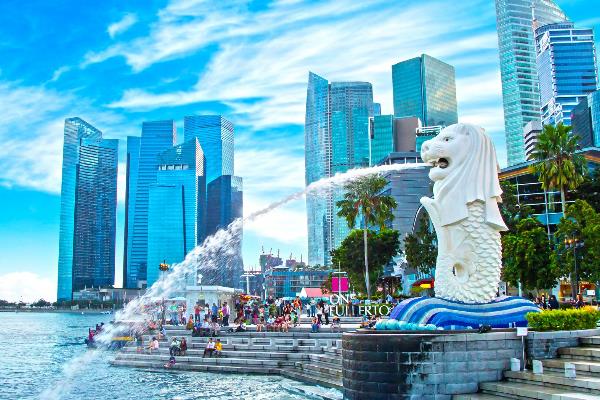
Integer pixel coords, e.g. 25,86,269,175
304,72,374,266
495,0,567,165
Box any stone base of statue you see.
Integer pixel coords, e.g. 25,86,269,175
387,296,540,330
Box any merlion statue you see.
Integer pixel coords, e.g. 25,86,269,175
420,123,507,303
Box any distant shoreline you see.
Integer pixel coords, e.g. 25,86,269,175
0,308,115,314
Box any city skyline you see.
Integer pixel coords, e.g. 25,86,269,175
0,0,598,302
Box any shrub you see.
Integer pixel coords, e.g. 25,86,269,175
526,308,600,331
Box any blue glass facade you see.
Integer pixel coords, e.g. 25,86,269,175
204,175,244,288
183,115,234,186
590,91,600,147
125,120,175,289
146,139,205,287
571,97,594,148
57,118,117,301
123,136,140,288
304,72,373,266
495,0,567,165
536,22,598,127
370,115,395,166
392,54,457,127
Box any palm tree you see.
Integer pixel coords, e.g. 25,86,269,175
532,123,587,218
336,174,397,298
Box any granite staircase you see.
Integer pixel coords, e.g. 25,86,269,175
455,335,600,400
112,327,344,391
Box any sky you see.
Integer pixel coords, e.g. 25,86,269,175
0,0,597,302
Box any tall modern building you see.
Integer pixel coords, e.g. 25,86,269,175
535,21,597,127
305,72,374,266
369,116,425,165
123,120,175,289
184,115,234,186
572,90,600,148
146,139,205,287
204,175,244,287
57,118,118,301
495,0,568,165
391,54,458,127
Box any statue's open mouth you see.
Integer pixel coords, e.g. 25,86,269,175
431,158,449,169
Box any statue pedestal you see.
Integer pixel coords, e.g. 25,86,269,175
389,296,540,330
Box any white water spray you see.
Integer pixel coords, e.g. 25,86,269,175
40,162,427,399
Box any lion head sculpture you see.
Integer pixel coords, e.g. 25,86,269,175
420,123,507,231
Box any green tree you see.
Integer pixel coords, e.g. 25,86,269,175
502,218,556,291
404,212,437,275
552,200,600,297
575,168,600,212
532,123,587,215
32,299,51,307
331,229,400,295
336,175,397,298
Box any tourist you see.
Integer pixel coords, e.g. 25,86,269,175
310,299,316,317
316,303,323,324
169,337,180,356
266,315,276,332
136,331,143,353
170,304,178,326
323,302,330,325
147,337,159,353
180,337,187,356
575,294,585,309
291,310,299,327
186,315,194,330
540,295,548,310
311,317,320,333
203,338,216,358
549,295,560,310
164,356,176,368
305,303,311,318
158,325,166,340
210,319,220,337
256,317,265,332
214,339,223,357
194,304,200,323
222,302,231,326
331,316,341,333
211,303,218,323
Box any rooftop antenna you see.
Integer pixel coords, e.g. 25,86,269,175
277,249,280,257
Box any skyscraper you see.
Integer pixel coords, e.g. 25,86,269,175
495,0,567,165
124,120,175,289
572,90,600,148
205,175,244,288
305,72,374,266
535,21,597,127
57,118,118,301
146,139,205,287
184,115,234,186
392,54,458,127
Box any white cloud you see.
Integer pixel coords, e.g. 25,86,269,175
50,66,71,82
0,272,56,302
107,13,138,38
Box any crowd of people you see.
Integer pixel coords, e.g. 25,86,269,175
533,293,587,310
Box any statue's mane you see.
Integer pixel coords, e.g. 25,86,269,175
433,124,508,231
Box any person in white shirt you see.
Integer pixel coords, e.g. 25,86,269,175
203,338,216,358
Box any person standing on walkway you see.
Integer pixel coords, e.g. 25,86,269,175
222,302,230,326
323,302,330,325
194,304,200,323
316,303,323,325
310,299,316,317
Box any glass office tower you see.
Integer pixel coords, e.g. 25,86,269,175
205,175,244,288
495,0,567,165
370,115,395,166
183,115,234,186
57,118,118,301
305,72,374,266
591,91,600,147
124,120,175,289
123,136,140,289
535,21,597,127
146,139,205,287
392,54,458,127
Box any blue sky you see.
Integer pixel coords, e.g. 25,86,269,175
0,0,597,302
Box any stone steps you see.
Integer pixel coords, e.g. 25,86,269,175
114,352,290,368
294,361,342,379
542,358,600,375
581,337,600,347
280,368,342,390
503,370,600,393
479,381,600,399
111,359,281,375
558,347,600,361
453,394,512,400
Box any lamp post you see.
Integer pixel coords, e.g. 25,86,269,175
564,238,584,299
159,260,169,324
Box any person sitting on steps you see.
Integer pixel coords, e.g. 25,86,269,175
203,338,216,358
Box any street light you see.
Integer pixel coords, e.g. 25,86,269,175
159,260,169,324
564,238,584,299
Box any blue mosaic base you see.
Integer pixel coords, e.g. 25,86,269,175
385,296,540,330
